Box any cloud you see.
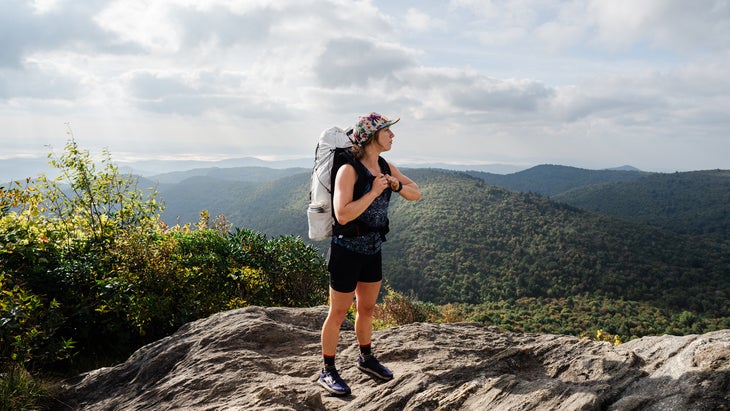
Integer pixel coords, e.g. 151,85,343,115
450,0,730,54
1,0,729,172
0,0,138,68
313,37,417,88
170,4,275,48
404,8,447,32
125,69,296,118
587,0,730,52
387,67,553,121
0,62,82,100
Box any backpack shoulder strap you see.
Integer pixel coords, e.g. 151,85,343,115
378,156,390,175
330,148,354,189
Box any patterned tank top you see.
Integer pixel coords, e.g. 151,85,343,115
332,160,390,255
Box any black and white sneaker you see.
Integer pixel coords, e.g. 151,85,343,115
317,367,351,396
356,354,394,381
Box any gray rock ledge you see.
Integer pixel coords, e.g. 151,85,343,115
55,306,730,410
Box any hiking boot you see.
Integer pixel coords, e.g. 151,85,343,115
318,367,351,396
357,354,394,381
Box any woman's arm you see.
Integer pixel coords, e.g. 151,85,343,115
386,162,421,201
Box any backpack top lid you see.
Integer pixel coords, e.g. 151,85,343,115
313,126,353,195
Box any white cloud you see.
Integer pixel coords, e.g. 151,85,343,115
450,0,730,55
587,0,730,52
1,0,729,173
94,0,182,52
313,37,418,88
404,8,446,32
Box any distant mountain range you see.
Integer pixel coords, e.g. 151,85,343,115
0,156,311,183
466,164,650,196
1,155,641,183
148,165,730,321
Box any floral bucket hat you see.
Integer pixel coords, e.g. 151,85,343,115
352,112,400,146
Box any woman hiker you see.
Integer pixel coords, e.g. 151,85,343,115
318,112,421,396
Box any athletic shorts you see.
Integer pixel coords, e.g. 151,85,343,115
327,242,383,293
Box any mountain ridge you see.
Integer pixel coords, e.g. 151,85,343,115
382,169,730,317
154,167,730,325
552,169,730,237
1,154,648,183
466,164,650,196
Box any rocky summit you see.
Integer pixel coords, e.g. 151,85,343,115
55,306,729,410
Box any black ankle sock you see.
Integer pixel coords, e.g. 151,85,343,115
323,354,336,369
359,344,372,358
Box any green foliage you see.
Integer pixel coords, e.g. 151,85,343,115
468,165,730,238
0,136,167,368
0,363,48,411
384,169,730,321
467,164,646,197
0,272,73,367
227,229,328,307
372,290,727,345
1,139,329,375
459,295,728,343
553,170,730,237
25,138,162,246
159,172,310,237
374,285,440,328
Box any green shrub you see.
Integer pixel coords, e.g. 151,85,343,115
0,272,73,368
375,285,440,328
0,363,48,411
261,235,329,307
1,137,165,368
227,229,328,307
0,137,334,374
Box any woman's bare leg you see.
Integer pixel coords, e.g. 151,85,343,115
321,287,355,356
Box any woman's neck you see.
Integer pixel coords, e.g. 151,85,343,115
360,148,381,168
356,145,384,176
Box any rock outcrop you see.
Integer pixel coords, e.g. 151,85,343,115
56,306,729,410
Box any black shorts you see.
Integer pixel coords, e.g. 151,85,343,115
327,242,383,293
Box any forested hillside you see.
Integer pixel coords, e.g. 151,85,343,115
383,170,729,318
467,164,647,196
156,168,730,320
552,170,730,237
159,173,309,235
152,166,306,184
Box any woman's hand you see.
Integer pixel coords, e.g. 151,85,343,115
373,173,391,195
384,174,401,191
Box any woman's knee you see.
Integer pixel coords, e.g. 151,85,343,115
355,281,381,317
326,306,350,324
357,301,376,317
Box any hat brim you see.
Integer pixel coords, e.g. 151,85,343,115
377,117,400,131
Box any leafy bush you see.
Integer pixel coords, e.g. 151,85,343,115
0,363,48,411
375,285,439,328
460,296,729,343
0,272,73,368
227,229,328,307
1,138,329,374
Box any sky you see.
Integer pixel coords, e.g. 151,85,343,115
2,0,730,173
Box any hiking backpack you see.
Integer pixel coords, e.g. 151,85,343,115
307,126,392,241
307,126,354,241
